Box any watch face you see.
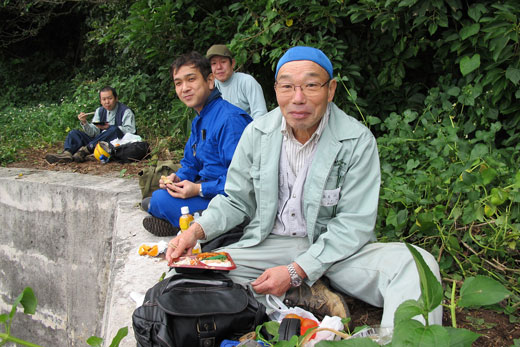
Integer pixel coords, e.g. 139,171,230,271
291,277,302,287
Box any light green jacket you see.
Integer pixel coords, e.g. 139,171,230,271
198,102,381,281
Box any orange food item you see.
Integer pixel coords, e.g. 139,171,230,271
147,245,159,257
300,318,319,339
139,244,159,256
138,245,150,255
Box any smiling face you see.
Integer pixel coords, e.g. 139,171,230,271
275,60,337,143
99,90,118,111
173,64,214,113
209,55,235,82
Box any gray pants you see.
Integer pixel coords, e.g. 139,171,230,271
217,235,443,327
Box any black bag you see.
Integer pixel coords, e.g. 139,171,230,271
112,141,150,163
132,272,268,347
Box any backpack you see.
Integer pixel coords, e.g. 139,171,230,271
112,141,150,163
132,272,268,347
138,160,181,199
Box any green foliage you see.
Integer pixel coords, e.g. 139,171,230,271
87,327,128,347
0,287,42,347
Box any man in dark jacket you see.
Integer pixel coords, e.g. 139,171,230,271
45,86,136,163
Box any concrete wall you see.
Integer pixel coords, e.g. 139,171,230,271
0,167,167,347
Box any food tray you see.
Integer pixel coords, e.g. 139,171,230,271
169,252,236,273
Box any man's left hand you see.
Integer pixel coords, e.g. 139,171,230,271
166,180,200,199
251,265,292,296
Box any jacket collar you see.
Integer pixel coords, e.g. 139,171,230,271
198,88,222,116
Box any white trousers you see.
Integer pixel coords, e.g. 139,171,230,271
217,235,443,327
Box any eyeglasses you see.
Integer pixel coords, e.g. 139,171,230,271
274,80,330,96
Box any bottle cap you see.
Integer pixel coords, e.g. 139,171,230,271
181,206,190,215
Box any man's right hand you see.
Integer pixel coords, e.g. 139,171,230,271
165,222,205,265
159,173,180,189
77,112,88,125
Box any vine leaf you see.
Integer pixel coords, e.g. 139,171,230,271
460,54,480,76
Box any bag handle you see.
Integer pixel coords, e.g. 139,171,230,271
165,279,229,291
265,294,289,312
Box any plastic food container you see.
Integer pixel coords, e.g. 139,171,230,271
169,252,236,273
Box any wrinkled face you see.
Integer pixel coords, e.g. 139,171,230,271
173,64,214,113
99,90,118,111
275,60,336,143
209,55,235,82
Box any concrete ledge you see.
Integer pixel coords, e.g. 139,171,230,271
0,167,168,346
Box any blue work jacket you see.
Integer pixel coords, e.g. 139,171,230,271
176,89,252,198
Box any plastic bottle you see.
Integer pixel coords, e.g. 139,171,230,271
178,206,201,254
179,206,194,231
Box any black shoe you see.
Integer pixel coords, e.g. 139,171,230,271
45,151,73,164
284,279,351,321
142,216,179,236
73,146,91,163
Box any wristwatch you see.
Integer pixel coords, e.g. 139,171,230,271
287,263,303,287
198,184,204,197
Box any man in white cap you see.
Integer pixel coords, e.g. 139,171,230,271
206,44,268,119
166,46,443,327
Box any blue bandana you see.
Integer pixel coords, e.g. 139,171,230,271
275,46,333,79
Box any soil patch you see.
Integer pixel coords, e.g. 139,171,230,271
6,144,519,346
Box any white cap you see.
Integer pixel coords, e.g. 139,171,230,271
181,206,190,215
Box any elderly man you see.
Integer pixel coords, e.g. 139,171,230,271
206,44,268,119
166,46,442,326
45,86,136,163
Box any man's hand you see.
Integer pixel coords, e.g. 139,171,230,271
166,180,200,199
159,173,180,189
251,266,292,296
77,112,88,125
166,222,205,265
251,263,307,296
97,123,110,130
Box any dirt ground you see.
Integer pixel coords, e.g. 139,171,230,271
6,144,520,346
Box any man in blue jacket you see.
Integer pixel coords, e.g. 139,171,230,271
166,47,442,326
142,51,252,236
45,86,136,163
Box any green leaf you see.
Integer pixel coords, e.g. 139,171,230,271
405,243,443,313
490,187,509,206
19,287,37,315
468,4,487,22
470,143,488,160
460,23,480,40
480,166,497,185
444,326,481,346
393,320,450,345
0,313,8,323
10,287,37,319
394,299,425,325
406,159,420,171
460,54,480,76
515,171,520,188
458,276,511,308
86,336,103,347
505,67,520,85
109,327,129,347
